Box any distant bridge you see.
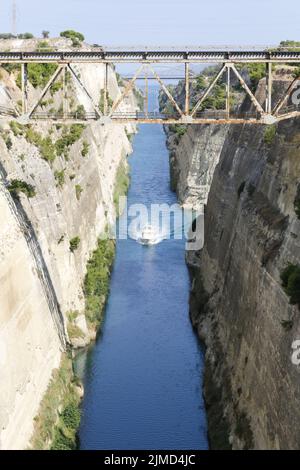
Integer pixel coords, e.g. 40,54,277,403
1,49,300,125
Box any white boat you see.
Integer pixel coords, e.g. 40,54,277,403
138,224,159,245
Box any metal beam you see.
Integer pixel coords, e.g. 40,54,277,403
21,63,28,114
266,62,272,113
62,65,67,118
104,62,109,115
28,65,64,117
226,65,230,118
68,64,102,118
230,64,265,114
147,64,184,116
1,50,300,64
185,62,190,115
109,64,144,116
144,68,149,117
191,64,226,117
273,75,299,115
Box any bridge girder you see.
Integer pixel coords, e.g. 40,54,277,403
0,49,300,125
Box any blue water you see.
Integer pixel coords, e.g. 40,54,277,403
77,87,208,450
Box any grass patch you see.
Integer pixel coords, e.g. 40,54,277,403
30,354,81,450
84,238,115,328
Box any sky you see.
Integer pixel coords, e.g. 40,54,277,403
0,0,299,47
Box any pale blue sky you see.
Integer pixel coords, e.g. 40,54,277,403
0,0,299,46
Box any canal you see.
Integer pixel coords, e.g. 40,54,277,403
77,85,208,450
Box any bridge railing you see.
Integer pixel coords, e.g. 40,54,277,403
277,104,300,116
0,108,263,121
31,111,98,121
0,105,17,117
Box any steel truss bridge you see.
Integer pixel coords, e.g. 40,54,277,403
1,49,300,125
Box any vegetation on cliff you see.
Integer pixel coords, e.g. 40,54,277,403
84,237,115,329
8,179,36,198
113,161,130,212
30,354,82,450
280,264,300,308
294,184,300,219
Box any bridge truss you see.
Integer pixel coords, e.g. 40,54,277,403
1,49,300,125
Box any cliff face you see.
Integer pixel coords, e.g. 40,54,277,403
0,39,137,449
166,124,229,209
189,118,300,449
168,84,300,447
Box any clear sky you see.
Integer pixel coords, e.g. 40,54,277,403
0,0,299,47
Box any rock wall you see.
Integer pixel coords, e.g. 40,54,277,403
183,118,300,449
0,39,137,449
165,124,229,210
166,65,300,449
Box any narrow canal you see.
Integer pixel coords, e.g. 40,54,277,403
77,85,208,450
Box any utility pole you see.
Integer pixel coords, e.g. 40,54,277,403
12,1,17,36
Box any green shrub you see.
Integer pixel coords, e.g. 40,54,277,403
30,355,81,450
54,170,65,187
27,63,58,88
294,184,300,219
264,125,276,145
4,135,12,150
84,238,115,327
169,124,187,139
50,80,62,96
195,75,207,91
18,32,34,39
55,124,86,157
75,184,83,200
280,264,300,307
8,179,36,198
51,428,75,450
99,89,114,113
60,30,85,42
61,403,81,430
9,121,25,137
113,162,130,211
25,127,56,163
81,140,89,157
244,63,266,90
69,236,80,253
75,105,86,120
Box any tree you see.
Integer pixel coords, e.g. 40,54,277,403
42,30,50,38
60,30,85,42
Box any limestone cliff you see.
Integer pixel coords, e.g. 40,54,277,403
0,38,137,449
168,74,300,448
165,124,229,209
189,117,300,450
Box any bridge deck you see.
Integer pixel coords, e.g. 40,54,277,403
0,50,300,63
